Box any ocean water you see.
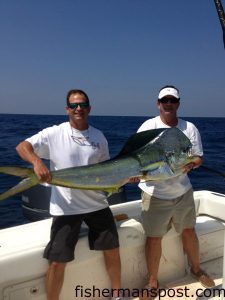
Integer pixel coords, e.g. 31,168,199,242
0,114,225,229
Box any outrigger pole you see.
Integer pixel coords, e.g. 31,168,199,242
214,0,225,48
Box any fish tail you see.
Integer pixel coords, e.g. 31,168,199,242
0,177,39,201
0,166,35,178
0,166,39,201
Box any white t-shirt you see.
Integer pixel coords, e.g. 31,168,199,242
26,122,110,215
137,116,203,199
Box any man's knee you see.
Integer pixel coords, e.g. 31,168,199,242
104,247,120,258
48,262,66,273
182,227,196,236
146,236,162,245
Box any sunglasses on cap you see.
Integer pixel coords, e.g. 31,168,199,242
68,102,90,109
158,98,180,104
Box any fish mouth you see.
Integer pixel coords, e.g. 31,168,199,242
186,146,193,157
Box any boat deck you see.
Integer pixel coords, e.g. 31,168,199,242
132,257,223,300
1,191,225,300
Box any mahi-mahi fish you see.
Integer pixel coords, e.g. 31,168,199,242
0,127,195,201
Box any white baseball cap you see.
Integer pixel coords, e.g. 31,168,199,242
158,87,180,100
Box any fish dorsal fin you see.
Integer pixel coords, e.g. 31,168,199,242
115,128,167,157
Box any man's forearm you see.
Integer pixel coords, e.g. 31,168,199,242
16,141,41,166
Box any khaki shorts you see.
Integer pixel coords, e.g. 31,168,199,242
141,188,196,237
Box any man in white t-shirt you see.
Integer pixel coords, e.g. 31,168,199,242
16,89,123,300
137,85,215,299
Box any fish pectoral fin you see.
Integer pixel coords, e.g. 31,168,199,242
140,161,176,182
0,177,39,201
141,161,175,175
106,187,121,198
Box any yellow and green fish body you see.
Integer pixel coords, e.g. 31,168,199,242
0,127,194,201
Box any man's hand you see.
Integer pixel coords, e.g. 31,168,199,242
128,177,140,183
16,140,52,183
183,156,203,173
183,162,195,173
33,159,52,183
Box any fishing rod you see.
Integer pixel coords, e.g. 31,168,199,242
214,0,225,48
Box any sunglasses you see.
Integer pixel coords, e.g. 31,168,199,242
68,102,90,109
158,98,180,104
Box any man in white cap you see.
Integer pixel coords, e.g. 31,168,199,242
137,85,215,299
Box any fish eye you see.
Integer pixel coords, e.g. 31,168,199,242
165,151,175,157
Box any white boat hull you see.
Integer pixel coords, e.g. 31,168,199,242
0,190,224,300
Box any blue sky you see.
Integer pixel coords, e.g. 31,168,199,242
0,0,224,117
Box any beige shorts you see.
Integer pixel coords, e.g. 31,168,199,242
141,188,196,237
